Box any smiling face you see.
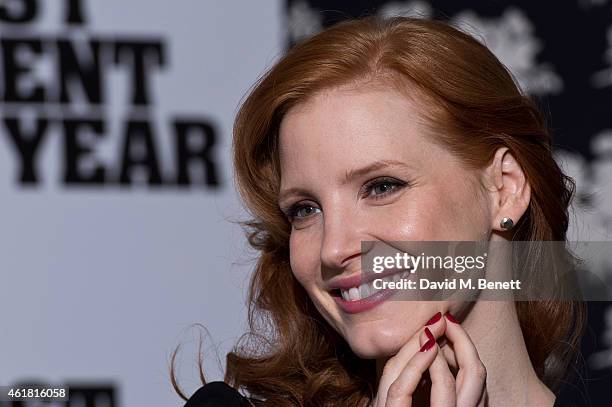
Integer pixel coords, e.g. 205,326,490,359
277,82,493,359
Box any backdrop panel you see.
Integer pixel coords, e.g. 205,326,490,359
0,1,282,406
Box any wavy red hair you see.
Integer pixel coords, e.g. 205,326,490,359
171,16,586,406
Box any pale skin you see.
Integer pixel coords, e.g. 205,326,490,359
277,81,557,406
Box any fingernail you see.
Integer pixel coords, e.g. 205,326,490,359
444,311,459,323
425,312,442,326
420,338,436,352
424,327,434,341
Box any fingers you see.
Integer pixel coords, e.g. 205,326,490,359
376,311,447,407
443,312,487,407
429,346,456,406
377,311,447,400
385,328,439,407
381,310,487,407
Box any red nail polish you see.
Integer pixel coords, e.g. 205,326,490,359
424,327,434,341
425,312,442,326
420,338,436,352
445,312,459,323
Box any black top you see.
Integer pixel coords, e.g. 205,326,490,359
183,382,254,407
183,381,589,406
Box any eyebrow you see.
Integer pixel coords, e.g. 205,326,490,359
278,159,411,204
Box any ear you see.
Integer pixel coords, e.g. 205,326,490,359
481,147,531,234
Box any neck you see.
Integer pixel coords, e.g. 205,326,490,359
375,301,556,406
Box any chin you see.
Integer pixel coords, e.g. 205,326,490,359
343,323,415,359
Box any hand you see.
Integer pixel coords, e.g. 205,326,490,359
439,312,488,406
372,311,446,406
372,312,487,406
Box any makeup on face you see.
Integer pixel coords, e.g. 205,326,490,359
279,85,490,357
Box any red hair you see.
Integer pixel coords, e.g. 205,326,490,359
172,16,586,405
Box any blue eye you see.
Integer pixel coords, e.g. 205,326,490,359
285,204,320,221
363,177,407,199
282,177,408,223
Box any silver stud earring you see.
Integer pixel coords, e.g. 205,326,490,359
500,217,514,230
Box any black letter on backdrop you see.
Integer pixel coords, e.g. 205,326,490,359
68,385,117,407
64,0,86,25
174,120,220,187
63,118,106,185
119,120,163,185
0,0,37,23
3,117,49,184
114,41,166,105
58,39,103,104
1,39,46,102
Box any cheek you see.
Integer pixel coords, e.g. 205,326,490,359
368,188,449,240
289,231,320,288
434,181,490,239
375,183,489,241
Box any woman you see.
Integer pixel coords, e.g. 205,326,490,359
173,15,586,406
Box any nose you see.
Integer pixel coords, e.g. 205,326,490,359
319,202,364,275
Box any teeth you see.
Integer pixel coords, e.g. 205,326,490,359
339,272,405,302
359,282,371,298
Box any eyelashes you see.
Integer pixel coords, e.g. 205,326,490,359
283,177,409,223
362,177,408,200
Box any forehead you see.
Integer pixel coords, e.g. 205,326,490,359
278,84,438,179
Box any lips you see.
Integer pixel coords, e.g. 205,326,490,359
327,266,411,291
332,286,397,314
328,268,411,314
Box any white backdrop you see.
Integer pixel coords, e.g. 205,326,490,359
0,1,283,406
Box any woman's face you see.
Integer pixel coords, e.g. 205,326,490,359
278,83,493,359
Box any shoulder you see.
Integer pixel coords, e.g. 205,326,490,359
183,381,255,407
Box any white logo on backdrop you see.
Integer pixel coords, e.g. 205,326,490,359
557,135,612,240
286,0,323,44
579,0,610,8
378,1,433,19
555,135,612,285
286,3,563,97
451,7,564,95
590,305,612,370
590,131,612,235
